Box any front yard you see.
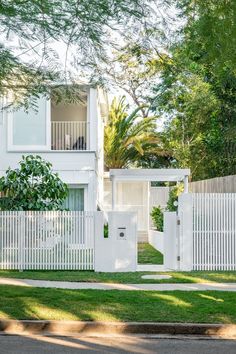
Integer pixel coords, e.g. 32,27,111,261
138,242,163,264
0,285,235,323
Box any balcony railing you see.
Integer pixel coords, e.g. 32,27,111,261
51,121,89,150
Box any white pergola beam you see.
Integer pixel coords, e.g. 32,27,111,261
110,169,190,182
109,168,191,210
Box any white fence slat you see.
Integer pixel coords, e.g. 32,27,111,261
0,211,96,270
51,121,88,150
192,193,236,271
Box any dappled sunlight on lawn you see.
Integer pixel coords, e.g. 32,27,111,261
152,294,192,308
199,294,224,302
216,315,236,325
166,272,236,284
18,290,124,322
83,310,118,322
166,273,212,284
0,285,236,323
0,310,11,319
25,303,79,321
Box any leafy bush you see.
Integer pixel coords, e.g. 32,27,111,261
166,184,184,212
150,206,163,232
151,184,184,232
0,155,68,211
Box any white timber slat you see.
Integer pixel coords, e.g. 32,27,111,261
51,121,88,150
0,211,96,270
192,193,236,271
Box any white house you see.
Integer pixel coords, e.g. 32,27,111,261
0,85,108,211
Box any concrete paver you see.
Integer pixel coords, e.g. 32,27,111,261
1,277,236,291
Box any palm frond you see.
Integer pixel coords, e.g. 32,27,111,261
104,96,164,169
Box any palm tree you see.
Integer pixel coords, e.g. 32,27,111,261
104,96,163,169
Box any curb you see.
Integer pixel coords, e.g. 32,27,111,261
0,321,236,337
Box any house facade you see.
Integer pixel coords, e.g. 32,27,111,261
0,85,108,211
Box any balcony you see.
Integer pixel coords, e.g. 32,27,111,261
51,121,89,151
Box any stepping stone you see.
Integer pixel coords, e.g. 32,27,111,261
141,274,172,280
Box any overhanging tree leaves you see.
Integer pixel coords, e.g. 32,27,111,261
0,155,68,210
0,0,157,108
99,41,167,117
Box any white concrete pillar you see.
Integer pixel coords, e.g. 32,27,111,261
88,88,98,151
94,211,137,272
164,211,178,270
147,181,151,230
111,176,116,210
178,193,193,271
183,175,189,193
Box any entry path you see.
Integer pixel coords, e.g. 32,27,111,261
1,278,236,291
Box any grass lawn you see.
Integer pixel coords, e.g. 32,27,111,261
0,285,235,323
138,242,163,264
0,270,236,284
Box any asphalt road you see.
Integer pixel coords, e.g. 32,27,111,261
0,335,236,354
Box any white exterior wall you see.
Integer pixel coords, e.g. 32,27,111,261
94,212,137,272
150,187,169,209
103,177,149,232
148,230,164,253
164,211,178,270
96,89,106,210
0,87,107,212
51,102,87,122
149,186,169,228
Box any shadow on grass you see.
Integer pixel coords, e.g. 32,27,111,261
0,285,235,324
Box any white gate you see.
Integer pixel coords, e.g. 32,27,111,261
0,211,96,270
192,194,236,271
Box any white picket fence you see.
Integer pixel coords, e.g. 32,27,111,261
193,194,236,271
0,211,95,270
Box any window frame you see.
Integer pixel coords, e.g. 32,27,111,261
65,184,88,211
7,98,51,152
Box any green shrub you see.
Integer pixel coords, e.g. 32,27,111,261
166,183,184,212
151,184,184,232
104,223,109,238
150,206,163,232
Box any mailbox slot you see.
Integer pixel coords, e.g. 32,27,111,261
117,227,127,240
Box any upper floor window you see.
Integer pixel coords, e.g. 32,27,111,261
8,96,50,151
7,88,90,152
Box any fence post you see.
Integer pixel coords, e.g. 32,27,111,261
164,211,178,270
19,211,25,272
94,212,137,272
178,193,193,271
94,212,106,272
